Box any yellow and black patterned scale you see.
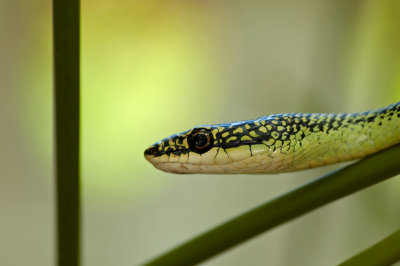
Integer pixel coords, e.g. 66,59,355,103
144,102,400,174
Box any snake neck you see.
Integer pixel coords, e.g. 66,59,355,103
251,102,400,172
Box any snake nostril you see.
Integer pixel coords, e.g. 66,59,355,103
145,146,158,156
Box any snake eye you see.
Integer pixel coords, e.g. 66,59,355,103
188,128,214,154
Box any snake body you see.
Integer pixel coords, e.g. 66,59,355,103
144,102,400,174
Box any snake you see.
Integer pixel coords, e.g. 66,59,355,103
144,101,400,174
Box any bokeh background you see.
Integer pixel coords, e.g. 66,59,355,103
1,0,400,265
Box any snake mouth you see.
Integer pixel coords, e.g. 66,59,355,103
144,144,263,174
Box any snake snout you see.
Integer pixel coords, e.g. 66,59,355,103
144,145,159,157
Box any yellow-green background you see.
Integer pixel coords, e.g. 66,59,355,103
1,0,400,265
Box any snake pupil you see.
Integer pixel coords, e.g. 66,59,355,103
195,134,208,148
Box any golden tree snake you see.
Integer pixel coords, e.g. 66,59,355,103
144,102,400,174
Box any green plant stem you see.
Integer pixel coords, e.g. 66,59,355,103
52,0,80,265
339,228,400,266
144,144,400,266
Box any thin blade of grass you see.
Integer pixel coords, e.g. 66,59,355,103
52,0,80,265
144,144,400,266
339,228,400,266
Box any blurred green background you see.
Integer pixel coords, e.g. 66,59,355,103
1,0,400,265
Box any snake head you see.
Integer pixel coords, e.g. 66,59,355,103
144,120,272,174
144,126,220,174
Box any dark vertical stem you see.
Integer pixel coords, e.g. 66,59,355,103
52,0,80,265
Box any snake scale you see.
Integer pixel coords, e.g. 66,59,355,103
144,101,400,174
